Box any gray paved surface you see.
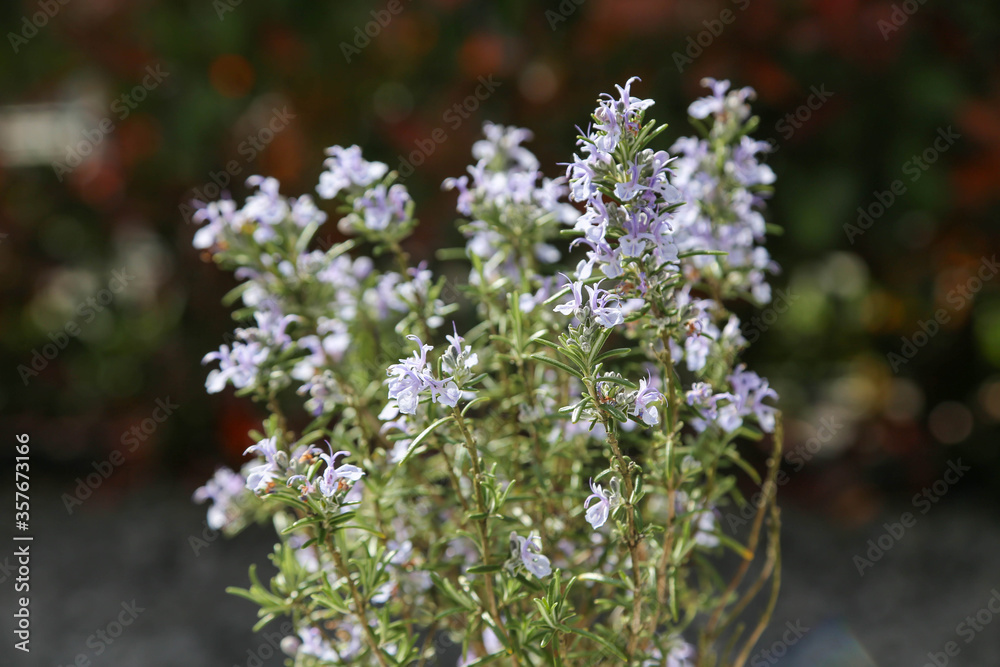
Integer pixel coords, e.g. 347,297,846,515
1,484,997,666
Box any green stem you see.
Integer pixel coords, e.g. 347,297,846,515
326,534,390,667
585,380,644,664
452,408,521,667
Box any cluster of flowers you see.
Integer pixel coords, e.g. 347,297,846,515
444,122,576,287
565,77,681,283
686,366,779,434
670,78,778,305
192,76,782,667
383,326,479,417
196,151,452,417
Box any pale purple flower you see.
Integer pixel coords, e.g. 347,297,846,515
614,161,648,202
192,197,241,249
289,194,327,228
584,477,621,530
473,121,539,171
565,154,595,202
193,467,248,529
619,231,649,258
243,436,282,493
348,183,411,232
482,627,503,655
686,383,733,433
317,447,365,498
687,77,730,119
687,77,754,121
384,329,478,417
631,374,663,426
686,369,776,434
371,580,395,605
203,340,268,394
442,174,474,215
518,277,556,313
553,279,585,318
508,531,552,579
728,366,779,433
253,307,298,350
643,639,695,667
241,175,291,244
588,282,625,328
385,335,434,415
554,277,624,329
693,509,720,548
445,324,479,370
715,403,744,433
317,317,351,361
611,76,655,127
669,79,779,303
316,145,388,200
444,122,573,285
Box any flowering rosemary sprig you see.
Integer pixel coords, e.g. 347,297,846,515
192,76,782,667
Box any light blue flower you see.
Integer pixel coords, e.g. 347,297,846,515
193,467,247,529
614,161,649,202
631,374,663,426
316,145,388,200
508,531,552,579
317,447,365,498
584,477,621,530
553,277,624,329
203,340,268,394
243,436,283,493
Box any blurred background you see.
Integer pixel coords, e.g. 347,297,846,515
1,0,999,665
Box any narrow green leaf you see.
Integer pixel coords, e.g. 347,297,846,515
391,415,455,472
529,354,581,378
558,626,627,662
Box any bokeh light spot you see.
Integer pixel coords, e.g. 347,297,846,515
519,62,558,104
885,378,924,423
928,401,973,444
978,378,1000,422
210,54,255,99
